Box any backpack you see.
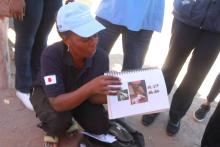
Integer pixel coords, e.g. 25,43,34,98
81,119,145,147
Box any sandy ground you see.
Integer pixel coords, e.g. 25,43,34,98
2,0,219,146
0,88,217,147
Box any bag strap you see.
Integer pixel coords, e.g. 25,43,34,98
109,121,134,143
114,119,145,147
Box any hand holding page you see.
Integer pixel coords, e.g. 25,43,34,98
105,67,170,119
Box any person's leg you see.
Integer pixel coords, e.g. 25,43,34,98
30,86,73,137
142,18,200,126
14,0,44,93
96,17,121,54
72,100,110,134
168,30,220,135
194,73,220,122
207,73,220,103
162,18,200,94
31,0,62,81
121,28,153,70
201,101,220,147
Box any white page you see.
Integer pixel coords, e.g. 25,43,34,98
82,132,116,143
106,67,170,119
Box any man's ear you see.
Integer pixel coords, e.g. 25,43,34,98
63,38,70,47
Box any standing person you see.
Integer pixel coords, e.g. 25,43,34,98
201,101,220,147
30,2,122,146
96,0,165,70
10,0,62,110
194,73,220,122
142,0,220,136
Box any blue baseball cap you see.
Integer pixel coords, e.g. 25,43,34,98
56,2,105,37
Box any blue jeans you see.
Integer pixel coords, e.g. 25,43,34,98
14,0,62,93
96,17,153,70
163,19,220,121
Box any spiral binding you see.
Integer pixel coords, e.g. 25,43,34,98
105,67,157,76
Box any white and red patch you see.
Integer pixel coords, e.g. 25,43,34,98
44,75,57,85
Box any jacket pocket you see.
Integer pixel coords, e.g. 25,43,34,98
215,14,220,32
213,3,220,32
174,0,195,17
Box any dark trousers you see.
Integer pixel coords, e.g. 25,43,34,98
96,17,153,70
162,18,220,121
207,74,220,102
30,87,110,137
14,0,62,93
201,101,220,147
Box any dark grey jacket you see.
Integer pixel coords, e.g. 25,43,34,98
173,0,220,32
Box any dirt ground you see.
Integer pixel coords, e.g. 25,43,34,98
0,88,217,147
1,1,219,146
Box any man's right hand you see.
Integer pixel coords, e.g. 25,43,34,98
87,75,122,96
9,0,25,21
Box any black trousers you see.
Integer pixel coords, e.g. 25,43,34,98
162,18,220,121
30,87,110,137
201,101,220,147
207,74,220,103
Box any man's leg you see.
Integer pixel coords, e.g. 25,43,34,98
30,86,73,137
194,73,220,122
162,18,200,94
201,101,220,147
96,17,120,54
72,100,110,134
14,0,44,93
31,0,62,81
168,30,220,135
142,18,199,126
121,28,153,70
207,74,220,103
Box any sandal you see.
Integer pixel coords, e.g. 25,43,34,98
44,135,59,147
43,123,78,147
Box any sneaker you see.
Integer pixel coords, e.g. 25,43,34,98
16,90,33,111
142,113,159,126
193,104,210,122
166,119,180,136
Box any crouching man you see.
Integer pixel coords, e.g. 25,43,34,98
30,2,121,146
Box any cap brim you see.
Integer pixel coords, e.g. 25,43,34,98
71,20,105,38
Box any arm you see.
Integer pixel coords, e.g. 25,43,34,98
89,94,107,104
49,75,121,112
9,0,25,21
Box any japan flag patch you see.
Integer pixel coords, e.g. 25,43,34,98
44,75,57,85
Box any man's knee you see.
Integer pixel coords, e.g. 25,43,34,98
30,87,73,136
38,111,72,136
76,110,110,134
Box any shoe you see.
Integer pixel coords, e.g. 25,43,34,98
16,90,33,111
142,113,159,126
166,119,180,136
193,104,210,122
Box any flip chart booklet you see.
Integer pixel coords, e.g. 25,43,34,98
105,67,170,119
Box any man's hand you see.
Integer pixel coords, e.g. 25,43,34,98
87,75,121,96
9,0,25,21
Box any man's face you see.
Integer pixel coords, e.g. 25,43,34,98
64,32,98,59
